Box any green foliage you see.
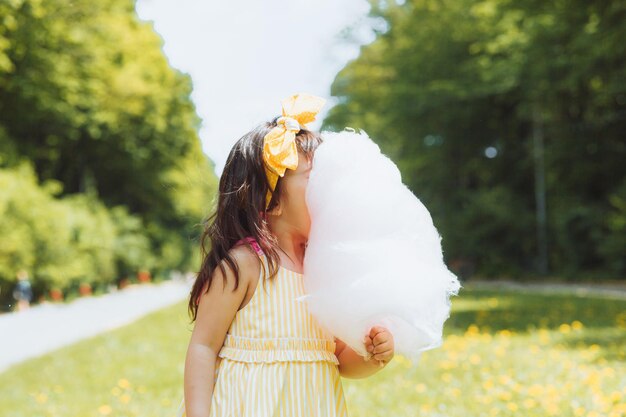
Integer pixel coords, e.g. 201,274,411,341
0,0,216,220
0,161,165,306
109,204,155,280
0,0,218,305
324,0,626,278
598,179,626,274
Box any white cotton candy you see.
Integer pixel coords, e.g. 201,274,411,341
297,128,462,365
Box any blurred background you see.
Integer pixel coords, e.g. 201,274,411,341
0,0,624,416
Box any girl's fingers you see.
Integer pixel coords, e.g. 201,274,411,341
372,343,394,359
369,326,386,339
373,350,393,361
371,341,392,354
372,331,392,346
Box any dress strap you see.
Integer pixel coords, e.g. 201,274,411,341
234,236,264,256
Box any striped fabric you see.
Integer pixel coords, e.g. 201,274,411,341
176,238,348,417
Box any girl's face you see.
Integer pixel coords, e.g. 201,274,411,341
271,151,313,238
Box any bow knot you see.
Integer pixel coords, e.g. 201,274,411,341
276,116,301,132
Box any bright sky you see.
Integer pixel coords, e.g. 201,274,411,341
135,0,374,176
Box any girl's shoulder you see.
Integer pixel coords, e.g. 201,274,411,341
196,241,263,306
229,243,263,278
228,242,265,311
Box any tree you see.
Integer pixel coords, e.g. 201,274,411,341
323,0,626,278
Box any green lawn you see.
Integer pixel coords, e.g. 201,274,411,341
1,286,625,417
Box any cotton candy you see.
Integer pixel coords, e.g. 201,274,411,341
297,128,462,365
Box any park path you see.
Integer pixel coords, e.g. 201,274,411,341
0,276,193,374
462,279,626,300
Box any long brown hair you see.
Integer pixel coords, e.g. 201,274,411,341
187,116,323,323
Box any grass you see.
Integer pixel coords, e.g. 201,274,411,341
0,302,193,417
1,285,625,417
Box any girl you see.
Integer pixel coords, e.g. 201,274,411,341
176,93,395,417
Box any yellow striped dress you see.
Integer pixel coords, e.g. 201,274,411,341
175,237,348,417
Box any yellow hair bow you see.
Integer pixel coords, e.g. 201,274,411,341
263,93,326,209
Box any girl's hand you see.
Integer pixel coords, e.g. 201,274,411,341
363,325,395,367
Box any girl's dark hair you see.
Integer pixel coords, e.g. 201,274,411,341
187,116,323,323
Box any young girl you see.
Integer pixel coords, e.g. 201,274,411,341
176,93,395,417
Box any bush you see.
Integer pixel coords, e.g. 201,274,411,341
0,161,164,309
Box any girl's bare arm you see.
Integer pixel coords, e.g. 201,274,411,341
184,343,217,417
184,248,256,417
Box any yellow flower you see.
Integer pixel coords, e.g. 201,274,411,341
480,395,493,404
497,374,512,385
497,391,512,401
487,298,499,307
545,402,559,415
98,405,112,415
466,324,480,335
523,398,537,408
480,332,493,342
117,378,131,389
609,390,622,402
584,371,600,386
527,384,544,396
498,329,513,337
494,345,507,357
